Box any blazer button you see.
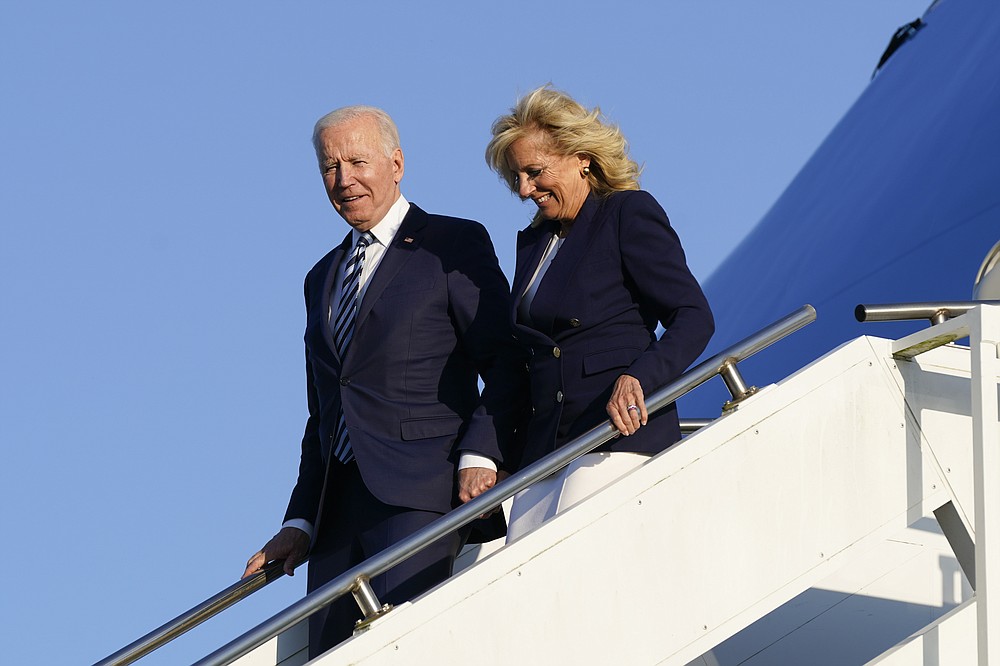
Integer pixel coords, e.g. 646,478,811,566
556,390,564,403
552,347,561,358
569,318,581,327
340,377,351,386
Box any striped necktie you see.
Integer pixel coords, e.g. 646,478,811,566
331,231,374,464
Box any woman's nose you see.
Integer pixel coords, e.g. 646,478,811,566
517,177,533,198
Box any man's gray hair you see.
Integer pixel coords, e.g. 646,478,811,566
312,105,401,159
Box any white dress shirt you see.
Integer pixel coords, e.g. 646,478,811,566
329,195,411,321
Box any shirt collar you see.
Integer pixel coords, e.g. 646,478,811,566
352,195,410,248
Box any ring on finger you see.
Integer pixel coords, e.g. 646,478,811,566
627,404,639,412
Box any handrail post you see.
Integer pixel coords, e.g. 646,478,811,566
930,309,950,326
351,576,393,633
351,577,383,617
719,359,758,411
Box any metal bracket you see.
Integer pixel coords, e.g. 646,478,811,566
351,576,394,634
720,359,758,412
929,309,951,326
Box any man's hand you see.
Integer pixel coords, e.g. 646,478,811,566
458,467,497,503
459,468,510,518
242,526,310,579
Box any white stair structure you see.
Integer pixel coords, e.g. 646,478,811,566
256,305,997,666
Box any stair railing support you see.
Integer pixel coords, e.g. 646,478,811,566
351,576,393,633
719,359,758,411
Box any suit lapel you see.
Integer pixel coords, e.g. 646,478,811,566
354,204,427,330
512,221,555,315
524,195,605,335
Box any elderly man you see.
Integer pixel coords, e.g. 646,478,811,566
243,106,523,657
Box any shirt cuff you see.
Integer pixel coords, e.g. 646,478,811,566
459,452,497,471
282,518,314,542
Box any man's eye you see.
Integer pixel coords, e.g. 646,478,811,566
324,164,338,173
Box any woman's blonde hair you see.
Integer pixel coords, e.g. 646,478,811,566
485,85,641,199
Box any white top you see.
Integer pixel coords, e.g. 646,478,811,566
517,232,565,326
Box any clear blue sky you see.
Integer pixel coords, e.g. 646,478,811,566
0,2,929,664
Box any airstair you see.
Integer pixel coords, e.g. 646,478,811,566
98,303,1000,665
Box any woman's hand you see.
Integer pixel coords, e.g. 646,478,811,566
607,374,648,436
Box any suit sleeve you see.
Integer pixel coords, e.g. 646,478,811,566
618,191,715,392
445,221,529,470
283,278,326,526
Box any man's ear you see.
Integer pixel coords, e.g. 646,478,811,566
392,148,405,185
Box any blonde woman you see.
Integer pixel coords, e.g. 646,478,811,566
486,86,714,540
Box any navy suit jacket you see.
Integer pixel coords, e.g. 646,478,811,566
512,190,714,469
284,203,525,529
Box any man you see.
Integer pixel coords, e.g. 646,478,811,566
243,106,524,657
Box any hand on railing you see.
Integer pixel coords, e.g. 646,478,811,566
457,467,498,503
458,467,507,518
98,305,818,666
606,374,648,436
242,526,309,579
94,559,289,666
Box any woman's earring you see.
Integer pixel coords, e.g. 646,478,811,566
582,166,591,176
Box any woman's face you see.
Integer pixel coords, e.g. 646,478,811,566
505,131,591,221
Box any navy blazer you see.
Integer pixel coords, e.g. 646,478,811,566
512,190,714,468
284,204,525,527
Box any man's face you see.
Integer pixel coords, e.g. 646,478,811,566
316,116,404,231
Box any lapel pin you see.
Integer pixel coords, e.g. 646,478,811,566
403,237,414,243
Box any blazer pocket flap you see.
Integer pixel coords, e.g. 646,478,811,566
400,416,463,441
582,347,640,376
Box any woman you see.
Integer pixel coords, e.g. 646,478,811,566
486,86,715,541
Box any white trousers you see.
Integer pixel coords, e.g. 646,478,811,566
505,451,650,543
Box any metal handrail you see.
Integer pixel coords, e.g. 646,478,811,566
192,304,815,666
679,419,714,434
856,301,1000,325
94,561,289,666
95,305,815,666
